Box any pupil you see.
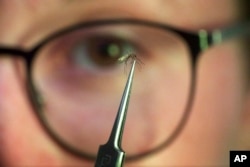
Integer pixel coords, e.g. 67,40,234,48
88,37,124,67
107,43,121,58
99,42,121,59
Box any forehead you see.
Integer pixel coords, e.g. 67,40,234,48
2,0,238,27
0,0,238,47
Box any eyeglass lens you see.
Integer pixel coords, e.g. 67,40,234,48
31,23,192,156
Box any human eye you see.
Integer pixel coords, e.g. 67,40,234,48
39,27,139,76
70,34,135,74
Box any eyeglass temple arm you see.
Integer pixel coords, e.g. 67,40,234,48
199,22,250,51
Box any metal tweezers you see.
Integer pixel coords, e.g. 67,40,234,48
95,59,137,167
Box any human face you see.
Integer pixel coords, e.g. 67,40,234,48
0,0,249,166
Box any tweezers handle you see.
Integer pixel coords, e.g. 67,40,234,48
95,143,125,167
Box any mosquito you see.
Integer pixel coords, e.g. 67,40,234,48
118,53,144,66
117,53,144,75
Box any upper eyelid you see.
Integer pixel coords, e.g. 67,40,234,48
46,27,141,50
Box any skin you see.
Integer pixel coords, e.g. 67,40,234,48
0,0,249,166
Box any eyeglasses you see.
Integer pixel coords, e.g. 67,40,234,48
0,19,249,161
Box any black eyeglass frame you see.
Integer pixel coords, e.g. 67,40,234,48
0,19,249,161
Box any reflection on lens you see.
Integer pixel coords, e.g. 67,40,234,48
31,23,192,157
